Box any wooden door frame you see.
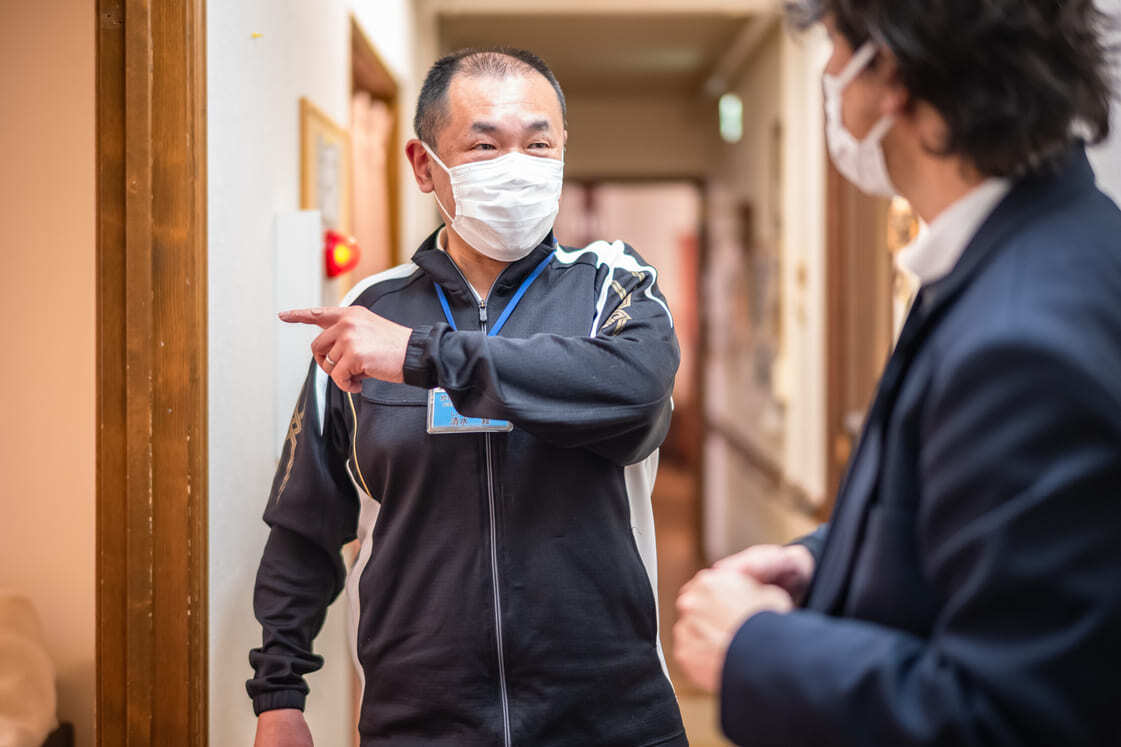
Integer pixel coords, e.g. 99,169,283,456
96,0,208,744
822,158,893,519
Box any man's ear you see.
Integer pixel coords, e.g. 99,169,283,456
874,49,909,119
405,139,435,194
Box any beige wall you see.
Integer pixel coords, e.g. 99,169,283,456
565,93,715,180
703,26,785,457
701,27,826,560
0,2,96,745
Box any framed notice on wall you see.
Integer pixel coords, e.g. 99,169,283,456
299,97,351,234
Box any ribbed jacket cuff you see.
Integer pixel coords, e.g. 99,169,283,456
403,325,438,389
252,690,307,716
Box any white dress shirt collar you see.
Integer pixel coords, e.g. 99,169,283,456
897,178,1012,287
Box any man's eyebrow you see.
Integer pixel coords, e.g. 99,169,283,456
468,119,552,134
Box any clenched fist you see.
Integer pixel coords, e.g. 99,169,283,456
713,543,815,604
673,568,795,693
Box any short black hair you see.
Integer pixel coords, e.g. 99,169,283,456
786,0,1117,177
413,47,567,148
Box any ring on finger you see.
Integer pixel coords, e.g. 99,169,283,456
324,353,337,368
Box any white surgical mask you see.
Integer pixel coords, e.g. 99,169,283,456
423,143,564,262
823,41,898,197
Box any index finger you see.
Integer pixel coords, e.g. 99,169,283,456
278,307,345,327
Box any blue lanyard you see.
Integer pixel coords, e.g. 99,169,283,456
434,251,555,336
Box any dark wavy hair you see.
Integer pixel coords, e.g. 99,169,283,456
414,47,567,148
786,0,1117,177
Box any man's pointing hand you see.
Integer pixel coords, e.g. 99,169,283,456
279,306,413,392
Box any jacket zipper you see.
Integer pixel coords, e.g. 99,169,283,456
479,298,513,747
442,255,515,747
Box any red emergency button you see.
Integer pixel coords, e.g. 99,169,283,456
324,229,360,278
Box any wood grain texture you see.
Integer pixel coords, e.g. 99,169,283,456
822,157,893,520
96,0,207,743
96,1,127,740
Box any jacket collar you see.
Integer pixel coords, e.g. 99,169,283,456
410,226,557,303
919,143,1096,321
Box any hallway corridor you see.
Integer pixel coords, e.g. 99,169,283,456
654,465,733,747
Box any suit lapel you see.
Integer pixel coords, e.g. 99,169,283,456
804,146,1095,615
805,297,926,612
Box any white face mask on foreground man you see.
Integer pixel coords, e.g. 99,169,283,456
422,141,564,263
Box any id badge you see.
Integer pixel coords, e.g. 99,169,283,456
427,388,513,434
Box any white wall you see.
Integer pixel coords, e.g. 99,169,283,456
0,2,96,745
350,0,414,79
208,3,424,744
1096,103,1121,203
1089,0,1121,202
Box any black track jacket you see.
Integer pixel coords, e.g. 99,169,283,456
247,230,687,746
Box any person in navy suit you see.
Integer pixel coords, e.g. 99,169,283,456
674,1,1121,745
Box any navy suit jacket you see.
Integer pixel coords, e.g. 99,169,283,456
721,147,1121,746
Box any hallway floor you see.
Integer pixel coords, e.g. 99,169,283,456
653,465,734,747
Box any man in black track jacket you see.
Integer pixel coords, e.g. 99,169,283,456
247,46,687,747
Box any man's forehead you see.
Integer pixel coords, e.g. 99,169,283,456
446,72,562,123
